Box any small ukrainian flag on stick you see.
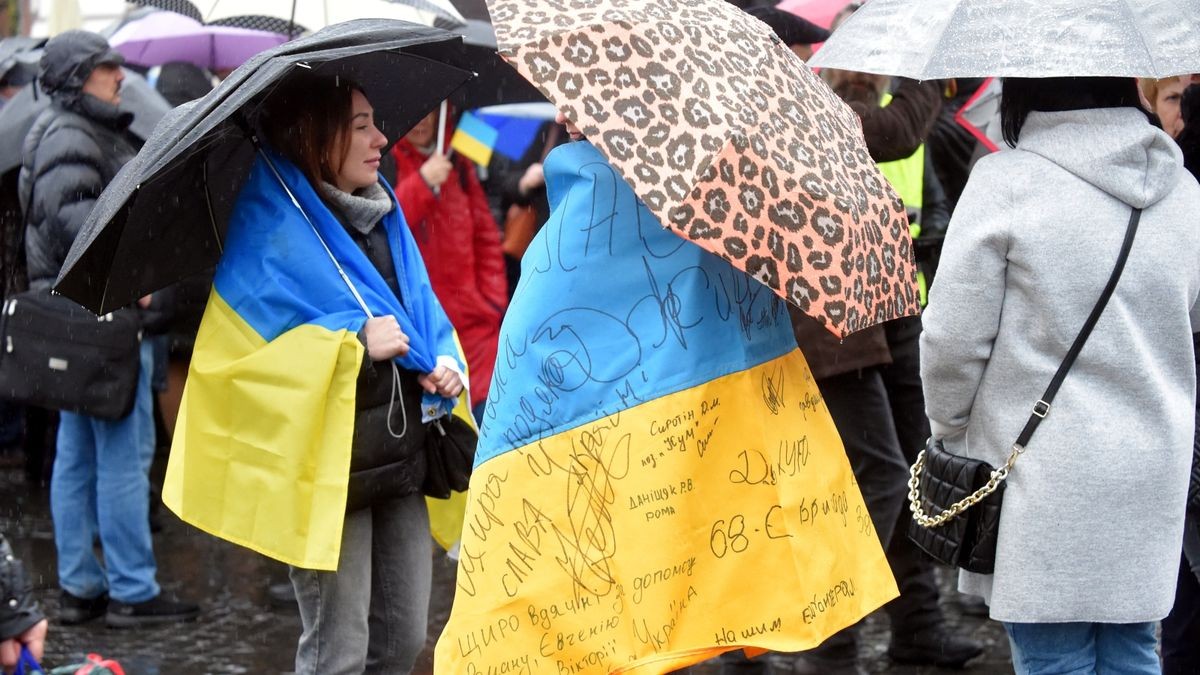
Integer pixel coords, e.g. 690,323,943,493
450,111,500,166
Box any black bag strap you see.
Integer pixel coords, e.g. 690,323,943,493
910,206,1142,528
1013,206,1141,449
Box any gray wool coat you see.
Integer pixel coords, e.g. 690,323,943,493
921,108,1200,623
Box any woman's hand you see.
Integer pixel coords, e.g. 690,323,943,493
419,154,453,190
0,618,47,674
419,366,464,398
363,316,410,361
518,162,545,196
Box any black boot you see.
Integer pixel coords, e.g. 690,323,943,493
888,624,984,669
106,594,199,628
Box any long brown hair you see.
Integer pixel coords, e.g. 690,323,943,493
261,71,361,187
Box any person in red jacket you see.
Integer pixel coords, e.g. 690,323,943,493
392,108,508,418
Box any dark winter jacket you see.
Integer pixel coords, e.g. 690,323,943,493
328,201,428,512
18,31,136,290
857,78,942,164
0,534,43,643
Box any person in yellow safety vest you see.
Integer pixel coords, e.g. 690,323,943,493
877,92,952,307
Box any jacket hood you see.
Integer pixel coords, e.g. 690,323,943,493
38,30,123,106
1018,108,1183,209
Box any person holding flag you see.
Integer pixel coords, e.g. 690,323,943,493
392,103,508,422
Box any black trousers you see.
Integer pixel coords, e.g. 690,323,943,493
1162,519,1200,675
878,318,944,638
806,319,944,660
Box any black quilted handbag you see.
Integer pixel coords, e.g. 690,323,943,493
908,207,1140,574
422,414,477,499
907,438,1007,573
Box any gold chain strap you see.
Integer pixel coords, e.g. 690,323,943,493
907,443,1026,528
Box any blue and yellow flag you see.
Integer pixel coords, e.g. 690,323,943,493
451,110,500,166
164,152,468,571
434,141,897,674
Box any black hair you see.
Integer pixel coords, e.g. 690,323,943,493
746,7,831,46
1000,77,1143,147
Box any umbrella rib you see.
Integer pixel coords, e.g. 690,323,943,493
916,1,974,79
1116,0,1159,78
202,155,224,254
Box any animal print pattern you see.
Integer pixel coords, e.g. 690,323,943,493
487,0,919,336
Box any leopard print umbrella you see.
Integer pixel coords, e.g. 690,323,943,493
487,0,920,337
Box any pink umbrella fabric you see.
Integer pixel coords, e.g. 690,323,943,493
778,0,853,28
110,11,288,71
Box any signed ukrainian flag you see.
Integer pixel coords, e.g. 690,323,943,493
164,152,467,571
435,141,898,674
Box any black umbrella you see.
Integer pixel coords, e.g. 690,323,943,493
55,19,474,314
451,18,544,109
0,68,172,175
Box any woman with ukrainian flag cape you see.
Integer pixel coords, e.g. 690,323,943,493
434,115,900,673
164,73,468,674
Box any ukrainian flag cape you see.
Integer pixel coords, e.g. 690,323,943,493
164,153,467,571
435,142,898,674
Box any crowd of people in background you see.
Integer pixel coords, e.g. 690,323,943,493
2,0,1200,674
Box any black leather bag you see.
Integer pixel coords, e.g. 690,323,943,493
908,207,1141,574
422,414,477,499
907,438,1006,573
0,289,141,420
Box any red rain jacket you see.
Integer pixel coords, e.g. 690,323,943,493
392,139,508,407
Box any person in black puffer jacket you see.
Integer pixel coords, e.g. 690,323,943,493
18,30,198,629
0,534,47,672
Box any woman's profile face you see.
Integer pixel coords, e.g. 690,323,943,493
334,89,388,193
1155,77,1187,138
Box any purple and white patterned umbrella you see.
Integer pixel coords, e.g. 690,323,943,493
110,11,289,71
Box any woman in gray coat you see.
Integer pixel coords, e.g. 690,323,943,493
921,77,1200,674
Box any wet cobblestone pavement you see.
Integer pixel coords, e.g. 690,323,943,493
1,464,1012,674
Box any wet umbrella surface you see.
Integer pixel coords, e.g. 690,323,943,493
54,19,476,315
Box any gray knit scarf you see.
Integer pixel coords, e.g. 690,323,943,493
319,181,394,234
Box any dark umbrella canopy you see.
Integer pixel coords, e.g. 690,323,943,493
451,18,544,109
55,19,475,313
0,68,171,175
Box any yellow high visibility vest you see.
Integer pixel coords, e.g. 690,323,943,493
877,92,929,304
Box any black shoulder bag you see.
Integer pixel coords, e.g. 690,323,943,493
907,206,1141,574
0,183,142,420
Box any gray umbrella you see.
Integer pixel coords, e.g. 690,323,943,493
0,68,171,175
55,18,474,314
0,37,44,87
808,0,1200,79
